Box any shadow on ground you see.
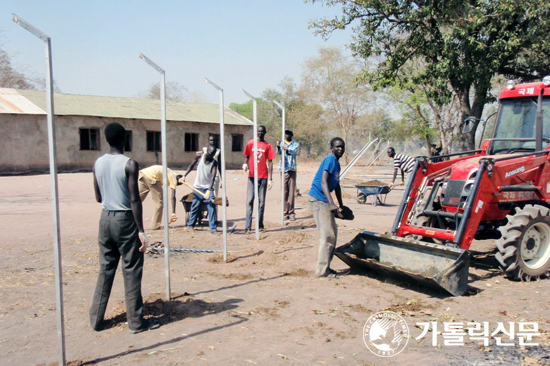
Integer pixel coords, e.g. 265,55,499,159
102,293,243,330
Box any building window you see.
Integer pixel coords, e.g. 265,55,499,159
209,133,220,148
147,131,161,152
185,133,199,152
232,134,243,152
125,131,133,152
80,128,100,151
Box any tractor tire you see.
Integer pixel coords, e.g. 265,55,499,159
495,204,550,281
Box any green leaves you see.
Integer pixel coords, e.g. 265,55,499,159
309,0,550,149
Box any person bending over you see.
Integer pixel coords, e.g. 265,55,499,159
183,145,219,234
138,165,183,230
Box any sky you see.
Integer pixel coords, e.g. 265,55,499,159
1,0,353,104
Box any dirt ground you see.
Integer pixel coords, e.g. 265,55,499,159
1,160,549,366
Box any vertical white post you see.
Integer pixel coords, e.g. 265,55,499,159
160,72,170,300
273,101,285,227
241,90,259,240
12,13,66,366
45,28,66,366
204,78,227,261
252,99,259,240
219,90,227,260
139,53,171,300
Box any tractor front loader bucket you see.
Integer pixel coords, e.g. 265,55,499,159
335,231,470,296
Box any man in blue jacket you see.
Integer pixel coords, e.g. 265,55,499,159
277,129,300,221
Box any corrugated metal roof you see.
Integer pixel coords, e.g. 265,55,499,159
0,89,46,114
0,88,252,126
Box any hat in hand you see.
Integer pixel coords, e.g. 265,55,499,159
333,206,354,220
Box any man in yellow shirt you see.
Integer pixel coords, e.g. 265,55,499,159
138,165,183,230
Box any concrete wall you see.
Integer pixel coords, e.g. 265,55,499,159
0,114,253,174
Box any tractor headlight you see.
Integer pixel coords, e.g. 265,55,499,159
543,75,550,86
506,79,516,90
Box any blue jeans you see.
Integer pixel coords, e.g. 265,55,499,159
246,178,267,230
188,187,217,232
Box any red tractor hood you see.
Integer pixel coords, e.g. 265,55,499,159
448,156,484,180
447,154,520,180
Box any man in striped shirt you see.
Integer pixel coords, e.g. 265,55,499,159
387,147,415,187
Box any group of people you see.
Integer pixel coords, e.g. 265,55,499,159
89,121,416,333
137,125,300,236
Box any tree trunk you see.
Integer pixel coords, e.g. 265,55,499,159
454,86,474,151
453,78,490,151
425,135,433,157
343,128,349,165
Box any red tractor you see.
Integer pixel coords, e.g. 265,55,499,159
336,76,550,296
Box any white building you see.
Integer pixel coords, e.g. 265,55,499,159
0,88,253,174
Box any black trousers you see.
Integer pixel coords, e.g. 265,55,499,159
89,210,145,331
245,178,268,230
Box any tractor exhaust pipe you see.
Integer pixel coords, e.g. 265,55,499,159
335,232,470,296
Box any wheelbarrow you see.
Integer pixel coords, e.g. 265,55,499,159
180,194,209,226
355,185,392,206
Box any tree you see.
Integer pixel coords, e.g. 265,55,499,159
137,81,187,102
0,46,51,90
309,0,550,150
229,77,330,158
137,81,208,103
272,77,329,157
301,46,373,162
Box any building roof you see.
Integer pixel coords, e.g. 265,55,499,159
0,88,253,126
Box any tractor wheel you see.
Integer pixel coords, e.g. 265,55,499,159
495,204,550,281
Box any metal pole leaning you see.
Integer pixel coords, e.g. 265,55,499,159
273,101,285,227
340,138,377,179
364,138,384,168
366,141,391,171
204,78,228,261
139,53,171,300
241,90,259,240
12,13,66,366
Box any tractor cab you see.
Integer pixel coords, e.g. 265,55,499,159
475,78,550,156
489,95,550,155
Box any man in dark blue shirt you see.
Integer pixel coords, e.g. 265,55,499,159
309,137,345,277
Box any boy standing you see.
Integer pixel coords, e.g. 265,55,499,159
309,138,345,278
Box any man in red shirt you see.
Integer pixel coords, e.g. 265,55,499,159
243,125,275,234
